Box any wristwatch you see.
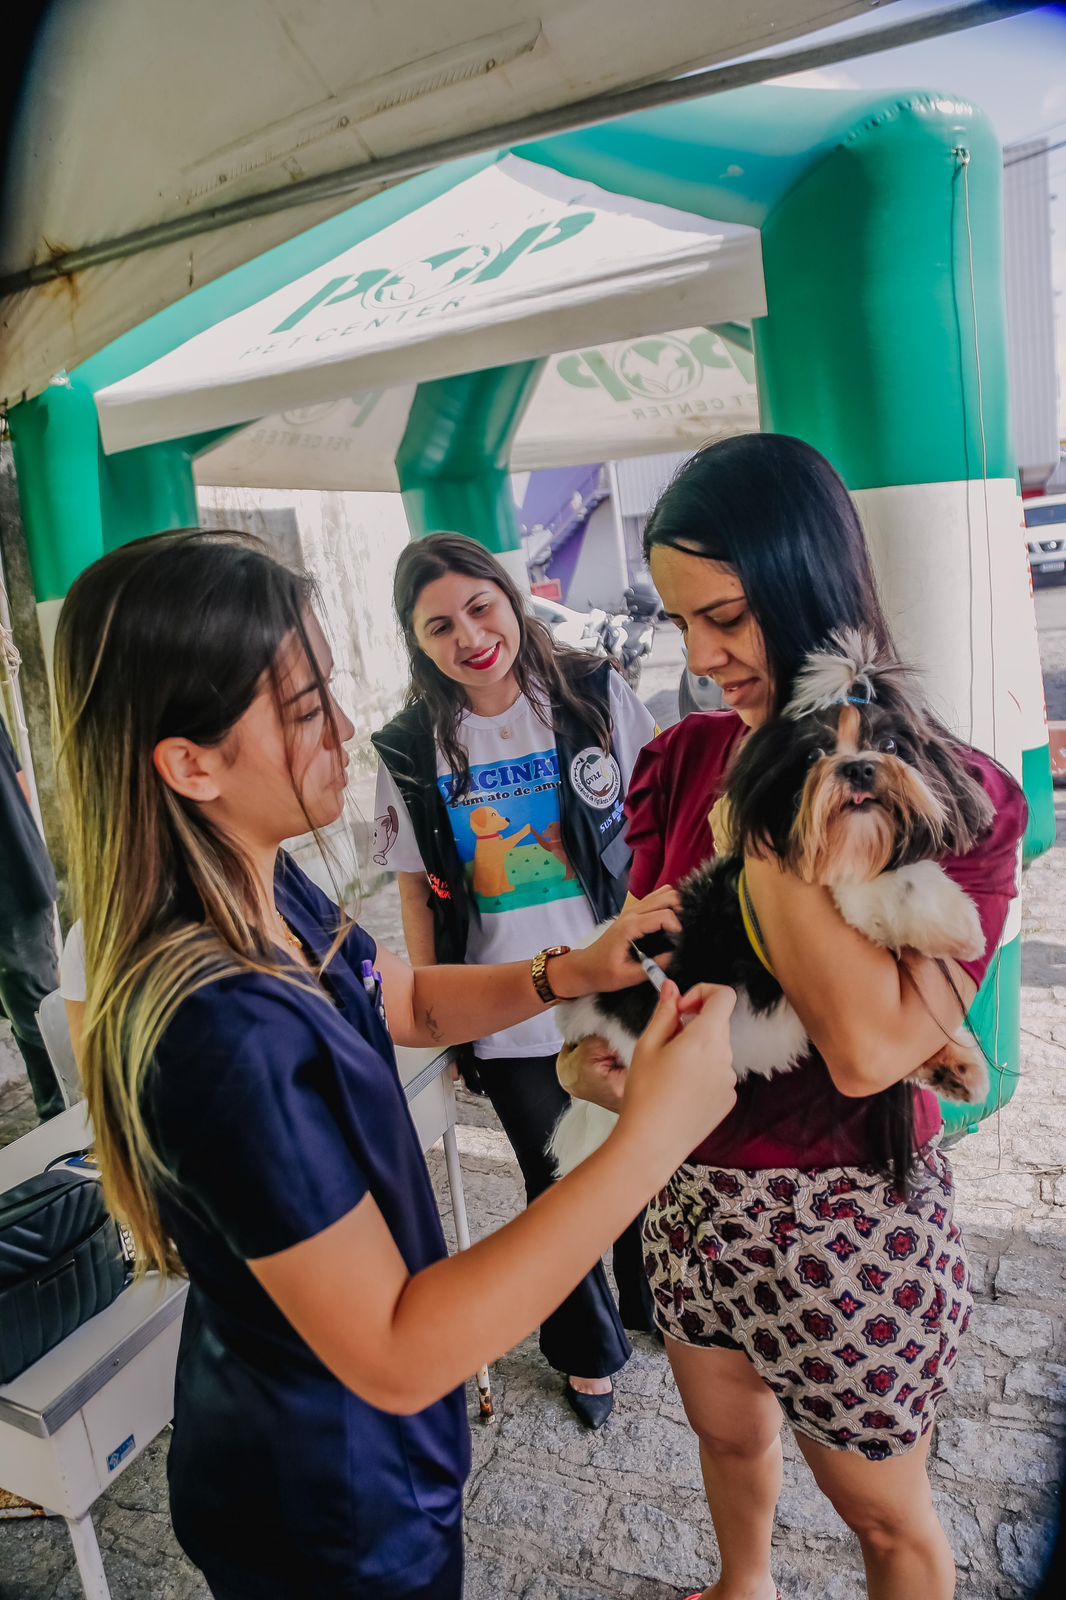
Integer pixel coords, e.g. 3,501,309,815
531,945,572,1005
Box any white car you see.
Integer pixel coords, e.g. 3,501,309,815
529,595,608,653
1025,493,1066,583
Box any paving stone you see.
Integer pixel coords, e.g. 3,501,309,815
461,1541,541,1600
774,1566,868,1600
466,1470,605,1554
995,1513,1057,1590
598,1498,715,1588
589,1415,705,1493
936,1418,1062,1486
1003,1359,1066,1403
967,1303,1056,1357
775,1479,850,1540
0,1517,75,1600
951,1351,991,1395
521,1574,616,1600
934,1496,986,1572
995,1243,1066,1302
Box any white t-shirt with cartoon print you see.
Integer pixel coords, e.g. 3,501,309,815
373,671,655,1059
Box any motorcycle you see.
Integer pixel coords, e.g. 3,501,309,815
609,609,655,688
622,572,666,622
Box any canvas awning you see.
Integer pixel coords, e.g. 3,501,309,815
1,0,867,408
93,157,764,458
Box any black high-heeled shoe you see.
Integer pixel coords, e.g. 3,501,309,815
564,1379,614,1429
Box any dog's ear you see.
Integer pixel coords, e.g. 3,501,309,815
725,719,809,861
917,727,995,856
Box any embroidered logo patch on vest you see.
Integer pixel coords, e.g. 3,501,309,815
569,747,622,811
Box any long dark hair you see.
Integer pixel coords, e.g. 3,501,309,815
393,533,611,798
646,435,919,1190
645,433,895,715
54,528,341,1271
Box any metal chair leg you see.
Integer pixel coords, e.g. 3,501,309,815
65,1511,111,1600
442,1120,495,1421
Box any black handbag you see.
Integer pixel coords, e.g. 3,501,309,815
0,1170,128,1384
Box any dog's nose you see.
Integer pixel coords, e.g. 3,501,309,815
841,759,877,790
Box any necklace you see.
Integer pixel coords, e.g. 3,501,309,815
278,916,303,953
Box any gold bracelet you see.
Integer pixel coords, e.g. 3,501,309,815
530,944,571,1005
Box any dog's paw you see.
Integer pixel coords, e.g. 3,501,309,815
911,1029,990,1104
834,862,985,962
899,864,986,962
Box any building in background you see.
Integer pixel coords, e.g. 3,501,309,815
1003,135,1060,494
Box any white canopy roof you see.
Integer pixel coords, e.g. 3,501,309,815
194,326,758,490
1,0,863,407
95,157,764,456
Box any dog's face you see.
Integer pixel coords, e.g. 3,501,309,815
470,805,509,837
726,631,995,886
786,699,958,884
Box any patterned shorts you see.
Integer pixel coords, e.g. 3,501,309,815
643,1146,971,1460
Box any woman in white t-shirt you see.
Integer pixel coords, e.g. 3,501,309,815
372,534,657,1429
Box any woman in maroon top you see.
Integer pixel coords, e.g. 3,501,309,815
564,435,1026,1600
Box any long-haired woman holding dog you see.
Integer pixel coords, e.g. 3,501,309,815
561,434,1027,1600
373,532,659,1428
55,528,738,1600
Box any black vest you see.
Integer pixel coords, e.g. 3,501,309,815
370,660,632,966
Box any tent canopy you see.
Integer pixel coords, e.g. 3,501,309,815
0,0,872,408
94,155,763,459
193,325,758,489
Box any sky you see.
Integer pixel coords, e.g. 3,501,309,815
763,0,1066,437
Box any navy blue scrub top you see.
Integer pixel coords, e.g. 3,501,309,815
145,857,470,1600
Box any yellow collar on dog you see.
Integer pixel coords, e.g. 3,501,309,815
737,867,776,977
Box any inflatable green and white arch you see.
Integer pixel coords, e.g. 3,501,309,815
8,85,1053,1136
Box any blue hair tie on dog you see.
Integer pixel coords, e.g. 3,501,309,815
834,675,874,707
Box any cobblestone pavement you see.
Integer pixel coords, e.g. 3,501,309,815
2,615,1065,1599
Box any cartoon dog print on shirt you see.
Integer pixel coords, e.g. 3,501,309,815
469,805,532,898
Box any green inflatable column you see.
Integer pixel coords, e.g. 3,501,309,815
8,378,198,657
395,361,543,587
753,93,1035,1135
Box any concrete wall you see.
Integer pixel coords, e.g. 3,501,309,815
559,495,628,612
197,484,413,897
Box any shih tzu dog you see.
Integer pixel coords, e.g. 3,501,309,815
549,630,995,1177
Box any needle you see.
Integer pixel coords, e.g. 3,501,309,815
631,941,692,1027
631,941,668,993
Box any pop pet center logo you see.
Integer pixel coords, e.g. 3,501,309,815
556,330,741,404
270,212,595,335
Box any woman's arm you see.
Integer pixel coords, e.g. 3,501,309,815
251,981,736,1412
396,871,437,966
374,886,681,1050
743,857,977,1097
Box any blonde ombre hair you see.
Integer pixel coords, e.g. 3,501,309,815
54,529,338,1274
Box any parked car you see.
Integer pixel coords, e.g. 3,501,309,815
1025,493,1066,584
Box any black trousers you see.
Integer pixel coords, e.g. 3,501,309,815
475,1052,655,1379
0,904,64,1121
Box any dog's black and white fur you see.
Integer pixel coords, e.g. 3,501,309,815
549,630,995,1176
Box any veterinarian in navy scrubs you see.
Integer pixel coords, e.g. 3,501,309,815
561,435,1027,1600
52,528,738,1600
